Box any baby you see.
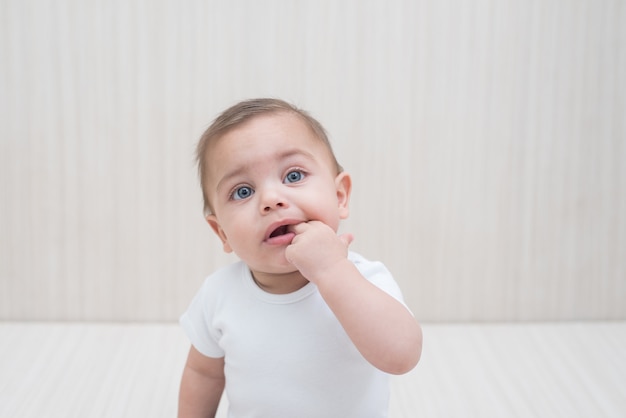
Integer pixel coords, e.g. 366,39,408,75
178,98,422,417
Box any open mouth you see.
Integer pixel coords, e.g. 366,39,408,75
269,225,290,238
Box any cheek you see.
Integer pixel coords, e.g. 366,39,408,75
219,213,255,246
309,193,344,228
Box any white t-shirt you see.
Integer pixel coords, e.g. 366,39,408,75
180,252,407,418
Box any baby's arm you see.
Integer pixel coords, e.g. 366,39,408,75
178,346,225,418
286,221,422,375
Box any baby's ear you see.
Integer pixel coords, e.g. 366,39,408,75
206,215,233,253
335,172,352,219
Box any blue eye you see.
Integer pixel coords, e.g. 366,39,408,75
232,186,254,200
284,170,304,183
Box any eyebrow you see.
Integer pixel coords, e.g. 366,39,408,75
215,148,316,194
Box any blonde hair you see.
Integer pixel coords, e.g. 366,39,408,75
196,98,342,215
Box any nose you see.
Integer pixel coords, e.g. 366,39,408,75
259,187,289,214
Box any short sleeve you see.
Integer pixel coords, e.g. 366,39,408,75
179,278,226,358
349,252,413,314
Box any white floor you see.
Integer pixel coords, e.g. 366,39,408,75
1,322,624,418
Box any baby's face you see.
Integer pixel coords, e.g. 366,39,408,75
203,112,350,277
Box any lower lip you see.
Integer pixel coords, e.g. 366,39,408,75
265,232,296,246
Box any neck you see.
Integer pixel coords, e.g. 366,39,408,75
250,269,310,294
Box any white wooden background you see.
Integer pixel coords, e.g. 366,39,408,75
1,0,624,322
3,322,625,417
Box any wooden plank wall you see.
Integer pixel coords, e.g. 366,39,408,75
1,0,624,321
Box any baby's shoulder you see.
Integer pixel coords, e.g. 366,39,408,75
196,260,248,296
348,251,390,277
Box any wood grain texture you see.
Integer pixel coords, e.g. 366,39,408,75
1,322,624,417
1,1,624,321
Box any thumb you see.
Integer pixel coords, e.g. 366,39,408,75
338,232,354,247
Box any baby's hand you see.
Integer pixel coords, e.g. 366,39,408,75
285,221,353,283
